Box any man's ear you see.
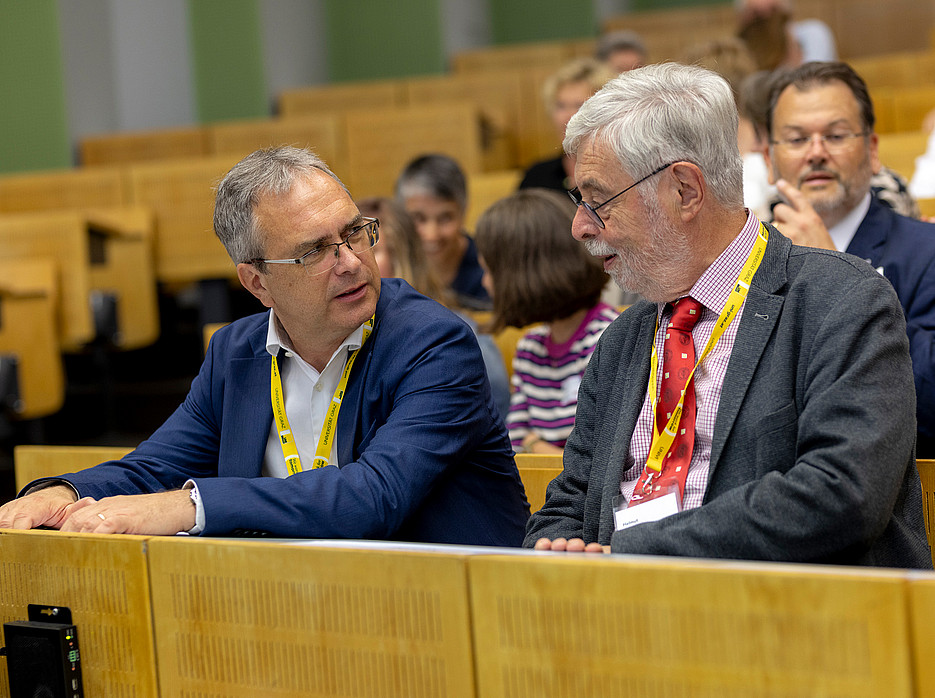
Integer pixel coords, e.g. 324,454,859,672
237,263,273,308
669,162,705,222
868,132,882,175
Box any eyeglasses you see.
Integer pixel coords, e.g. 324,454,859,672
770,131,868,155
567,162,674,229
252,217,380,275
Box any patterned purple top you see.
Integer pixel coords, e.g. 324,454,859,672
508,302,620,449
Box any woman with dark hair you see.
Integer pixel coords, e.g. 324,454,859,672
475,189,619,454
356,196,511,419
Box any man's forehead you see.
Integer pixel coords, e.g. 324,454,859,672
575,142,626,189
775,81,862,122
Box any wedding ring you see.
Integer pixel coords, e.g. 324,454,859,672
97,513,106,521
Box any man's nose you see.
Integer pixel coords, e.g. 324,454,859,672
804,134,830,161
571,207,596,241
332,241,361,272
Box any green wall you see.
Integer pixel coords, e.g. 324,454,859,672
0,0,70,173
325,0,445,81
489,0,597,44
188,0,267,122
632,0,726,9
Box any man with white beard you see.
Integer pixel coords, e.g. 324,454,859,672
524,63,931,568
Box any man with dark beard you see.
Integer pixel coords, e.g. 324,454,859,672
764,61,935,456
524,62,931,568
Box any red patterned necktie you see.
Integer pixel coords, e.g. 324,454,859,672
635,296,704,500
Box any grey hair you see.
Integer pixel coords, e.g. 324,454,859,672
394,153,468,212
213,146,349,269
563,62,744,208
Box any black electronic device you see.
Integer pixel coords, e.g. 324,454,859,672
1,605,83,698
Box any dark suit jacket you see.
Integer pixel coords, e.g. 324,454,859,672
46,279,530,544
525,227,932,568
848,196,935,454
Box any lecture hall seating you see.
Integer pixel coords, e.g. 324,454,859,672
0,260,65,421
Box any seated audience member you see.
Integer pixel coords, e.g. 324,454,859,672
0,147,530,543
357,196,511,419
764,61,935,454
395,154,490,309
909,113,935,200
742,68,919,219
738,70,780,219
474,189,619,455
679,39,764,217
736,0,837,64
526,63,930,568
595,29,648,74
519,58,615,193
737,4,802,71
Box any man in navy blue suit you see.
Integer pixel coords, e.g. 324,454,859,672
765,61,935,455
0,147,529,542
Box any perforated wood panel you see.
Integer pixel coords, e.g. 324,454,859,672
469,555,912,698
0,530,157,698
908,573,935,697
147,538,475,698
127,156,240,283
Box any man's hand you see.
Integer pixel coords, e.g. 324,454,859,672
0,485,78,530
771,179,836,250
533,537,609,553
58,490,196,536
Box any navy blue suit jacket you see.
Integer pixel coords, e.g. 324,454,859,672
848,196,935,452
48,279,530,543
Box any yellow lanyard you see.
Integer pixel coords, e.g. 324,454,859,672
644,223,769,474
270,316,374,474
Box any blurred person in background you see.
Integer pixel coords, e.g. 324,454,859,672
519,58,615,193
475,189,618,455
357,196,510,419
395,154,490,310
595,29,648,74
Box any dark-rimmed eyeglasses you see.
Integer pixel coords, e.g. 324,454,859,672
567,162,674,229
251,217,380,276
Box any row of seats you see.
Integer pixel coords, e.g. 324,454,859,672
1,484,934,696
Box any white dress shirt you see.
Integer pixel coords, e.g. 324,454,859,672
827,192,871,254
187,310,366,533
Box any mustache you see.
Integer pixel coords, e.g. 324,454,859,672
584,239,617,257
799,165,839,183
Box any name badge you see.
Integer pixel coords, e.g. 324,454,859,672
613,480,682,531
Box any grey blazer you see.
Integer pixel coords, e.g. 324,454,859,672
525,227,932,568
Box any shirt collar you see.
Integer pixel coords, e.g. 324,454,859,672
827,192,872,253
265,309,367,361
658,209,761,318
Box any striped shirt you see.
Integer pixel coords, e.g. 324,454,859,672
621,211,762,510
508,302,620,449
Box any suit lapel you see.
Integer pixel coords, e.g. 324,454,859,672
845,197,888,267
597,307,656,543
223,352,274,478
708,228,788,480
